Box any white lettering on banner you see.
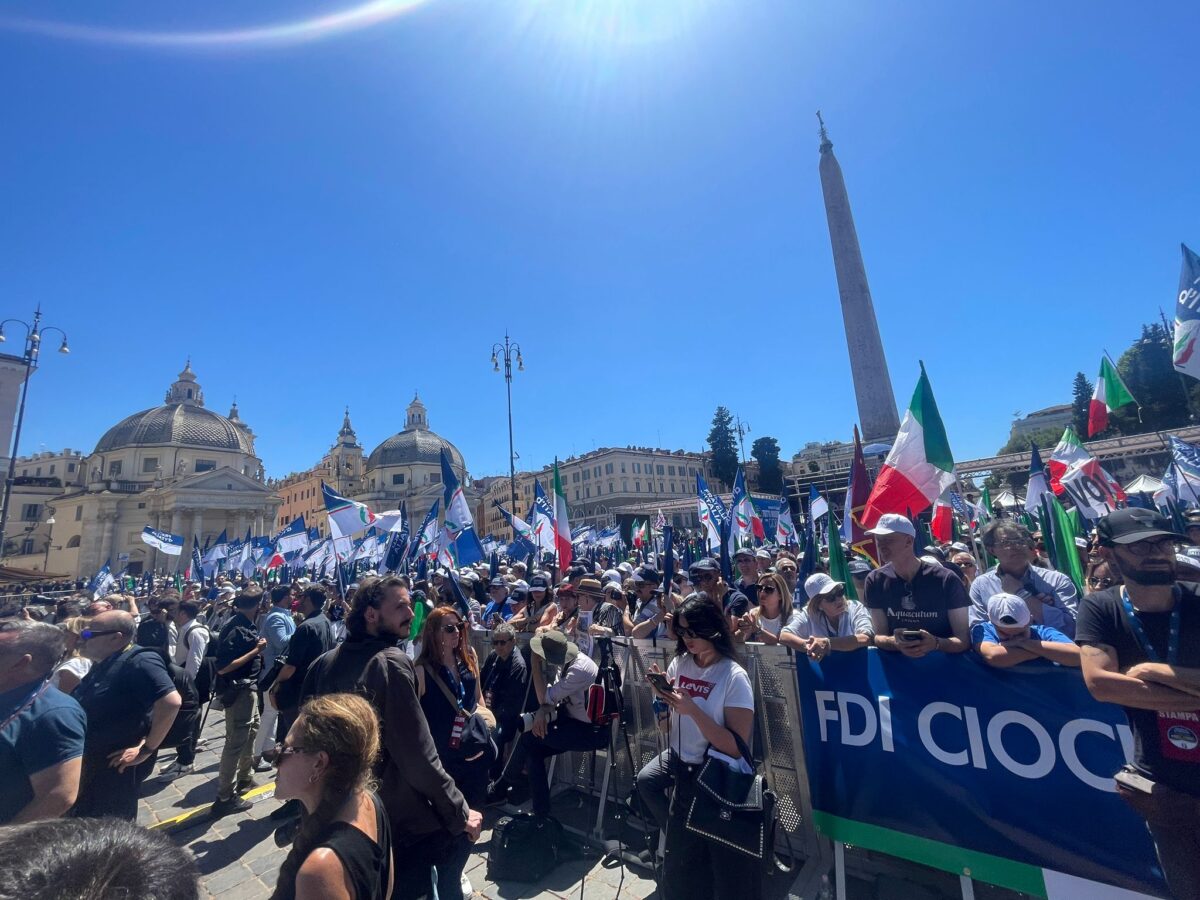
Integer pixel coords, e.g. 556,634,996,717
815,691,1133,791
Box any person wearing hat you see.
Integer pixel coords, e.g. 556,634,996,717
1076,508,1200,897
970,521,1079,638
780,573,873,659
775,555,799,600
863,514,970,657
972,593,1078,668
574,577,625,639
755,548,773,576
687,557,751,623
733,547,760,607
846,558,872,603
482,578,512,627
489,629,604,815
509,574,556,633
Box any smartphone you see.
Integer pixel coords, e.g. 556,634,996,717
1114,766,1156,795
900,629,924,642
647,672,674,694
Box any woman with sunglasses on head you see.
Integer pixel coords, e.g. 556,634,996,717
638,595,758,900
413,606,492,900
269,693,391,900
780,573,874,661
738,571,793,644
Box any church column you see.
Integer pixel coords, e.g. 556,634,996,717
254,512,264,537
99,513,116,571
192,509,204,557
235,511,248,541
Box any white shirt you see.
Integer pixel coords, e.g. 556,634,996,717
783,600,874,640
666,654,754,764
176,619,210,679
51,656,91,690
545,652,600,724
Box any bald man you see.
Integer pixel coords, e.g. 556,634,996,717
72,611,181,820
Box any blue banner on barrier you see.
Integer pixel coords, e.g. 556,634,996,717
796,650,1166,896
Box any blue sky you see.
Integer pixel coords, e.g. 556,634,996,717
1,1,1196,480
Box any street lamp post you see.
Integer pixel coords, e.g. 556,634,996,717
0,307,70,557
490,334,524,520
43,510,56,572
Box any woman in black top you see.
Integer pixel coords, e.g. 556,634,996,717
269,693,392,900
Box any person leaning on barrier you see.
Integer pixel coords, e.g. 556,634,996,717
0,816,200,900
687,557,750,626
638,595,759,900
736,570,793,644
864,514,970,658
1075,508,1200,900
780,573,874,660
0,620,85,825
970,520,1079,638
72,610,181,820
972,593,1079,669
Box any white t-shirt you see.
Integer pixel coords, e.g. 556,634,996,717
51,656,91,691
666,654,754,764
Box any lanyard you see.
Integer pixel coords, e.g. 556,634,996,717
1120,588,1180,665
0,678,51,734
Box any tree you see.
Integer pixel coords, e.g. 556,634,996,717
1108,323,1200,434
983,425,1062,492
751,436,783,494
707,406,739,490
1070,372,1093,439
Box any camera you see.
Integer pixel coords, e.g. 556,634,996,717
517,706,558,733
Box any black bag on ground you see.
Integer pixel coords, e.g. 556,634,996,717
487,813,564,883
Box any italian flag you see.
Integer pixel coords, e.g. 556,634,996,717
1047,427,1091,496
863,364,955,527
553,461,572,571
1087,357,1136,437
931,494,954,544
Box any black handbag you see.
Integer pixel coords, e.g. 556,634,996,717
684,729,796,875
423,664,498,766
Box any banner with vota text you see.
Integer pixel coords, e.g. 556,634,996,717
796,651,1166,898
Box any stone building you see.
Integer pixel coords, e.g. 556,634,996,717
270,408,365,537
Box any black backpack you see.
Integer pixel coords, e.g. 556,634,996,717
486,813,564,883
182,622,217,705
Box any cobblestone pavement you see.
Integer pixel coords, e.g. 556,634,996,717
141,708,660,899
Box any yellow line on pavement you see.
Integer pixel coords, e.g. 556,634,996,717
149,781,276,832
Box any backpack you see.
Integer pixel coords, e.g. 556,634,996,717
160,659,200,749
486,813,564,883
182,622,217,705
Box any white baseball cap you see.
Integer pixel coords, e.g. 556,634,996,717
987,592,1031,628
865,514,916,539
804,573,845,600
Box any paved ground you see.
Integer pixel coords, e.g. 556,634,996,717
139,707,660,899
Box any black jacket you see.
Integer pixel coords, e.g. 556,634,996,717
479,649,529,723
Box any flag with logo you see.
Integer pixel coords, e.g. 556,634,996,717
809,484,829,521
1173,243,1200,380
90,559,115,599
187,537,204,581
776,494,799,546
273,515,309,555
729,468,756,552
1025,444,1052,515
414,500,440,558
696,473,727,552
441,449,484,565
141,526,184,556
531,480,557,554
1060,458,1127,519
863,363,955,527
1048,427,1090,496
322,481,376,539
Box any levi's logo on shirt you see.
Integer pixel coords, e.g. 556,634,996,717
677,675,715,699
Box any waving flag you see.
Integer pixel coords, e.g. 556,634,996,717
203,529,229,564
809,484,829,521
188,537,204,581
1025,444,1051,515
1048,427,1091,496
323,481,376,539
273,515,309,555
552,460,572,571
495,502,534,543
441,449,484,565
1173,243,1200,379
863,364,956,527
729,468,756,552
931,493,954,544
776,494,799,546
843,427,875,562
414,500,440,557
1088,356,1137,437
531,480,557,553
1060,458,1126,519
90,559,115,599
1165,435,1200,506
141,526,184,556
696,473,727,552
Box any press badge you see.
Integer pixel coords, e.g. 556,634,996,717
449,713,467,750
1158,711,1200,763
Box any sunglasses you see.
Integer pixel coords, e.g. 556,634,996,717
679,627,717,640
757,584,778,595
819,587,846,602
441,622,464,634
262,742,310,766
1122,537,1176,558
80,629,123,640
778,567,796,573
691,572,715,582
1088,577,1115,589
492,638,512,646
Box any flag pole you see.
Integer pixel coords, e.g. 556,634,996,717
1160,307,1200,424
953,473,987,574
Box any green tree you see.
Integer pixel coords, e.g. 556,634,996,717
1108,323,1200,434
983,426,1062,492
707,406,739,490
1070,372,1093,439
751,436,783,494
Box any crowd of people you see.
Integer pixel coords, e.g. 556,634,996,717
1,502,1198,898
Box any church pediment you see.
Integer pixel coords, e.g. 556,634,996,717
167,466,273,495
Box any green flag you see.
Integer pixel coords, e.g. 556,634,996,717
827,512,858,601
1048,495,1086,596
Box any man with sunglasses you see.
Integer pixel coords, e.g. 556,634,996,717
72,611,181,820
732,548,760,608
1076,508,1200,898
688,558,750,623
479,622,528,780
969,520,1079,639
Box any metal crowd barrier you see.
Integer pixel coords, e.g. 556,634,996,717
467,630,832,899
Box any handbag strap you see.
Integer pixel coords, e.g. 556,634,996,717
422,663,467,714
721,726,756,770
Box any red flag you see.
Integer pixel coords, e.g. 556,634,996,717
845,426,877,563
931,496,953,544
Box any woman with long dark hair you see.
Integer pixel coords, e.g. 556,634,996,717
414,606,492,900
636,595,759,899
270,693,391,900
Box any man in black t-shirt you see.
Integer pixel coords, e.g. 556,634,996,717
211,589,266,816
864,514,970,657
733,548,760,608
1076,508,1200,899
269,585,335,741
687,558,750,624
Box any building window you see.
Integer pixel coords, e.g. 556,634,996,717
195,460,216,472
594,466,600,477
657,465,664,476
635,482,641,493
605,463,613,475
608,482,615,493
67,535,81,548
659,482,664,493
620,463,626,473
392,473,405,486
49,464,56,475
21,504,40,521
622,480,628,491
633,463,640,474
68,462,76,473
108,461,122,477
35,467,41,477
429,473,440,485
142,457,159,473
75,506,82,521
585,487,591,498
670,482,676,493
575,490,580,501
20,539,34,555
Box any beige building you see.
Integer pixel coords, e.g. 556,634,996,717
270,409,365,538
3,363,281,579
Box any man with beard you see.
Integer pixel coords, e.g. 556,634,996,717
1076,508,1200,899
299,575,483,900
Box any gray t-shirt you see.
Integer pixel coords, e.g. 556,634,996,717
783,600,875,639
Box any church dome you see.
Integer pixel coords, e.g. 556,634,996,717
93,362,255,455
366,395,466,472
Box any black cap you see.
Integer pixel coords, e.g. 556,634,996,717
529,574,550,591
633,566,661,585
1097,508,1186,547
732,547,755,560
489,577,508,590
688,558,720,578
847,559,872,576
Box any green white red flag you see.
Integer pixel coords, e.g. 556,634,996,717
553,460,572,571
1048,427,1091,496
1087,357,1136,437
863,364,956,527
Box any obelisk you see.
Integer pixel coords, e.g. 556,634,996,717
817,113,901,441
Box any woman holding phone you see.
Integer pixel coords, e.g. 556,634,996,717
635,595,758,900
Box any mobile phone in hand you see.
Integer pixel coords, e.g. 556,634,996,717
900,629,924,642
647,672,674,694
